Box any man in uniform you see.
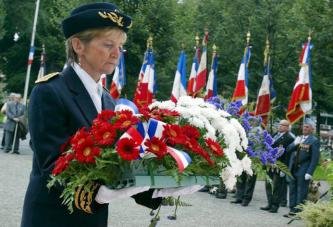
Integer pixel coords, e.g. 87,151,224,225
284,119,320,218
260,119,294,213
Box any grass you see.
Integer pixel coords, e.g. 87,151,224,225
313,164,327,180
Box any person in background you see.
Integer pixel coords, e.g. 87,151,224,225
283,118,320,218
260,119,294,213
21,3,161,227
1,93,16,150
3,93,25,154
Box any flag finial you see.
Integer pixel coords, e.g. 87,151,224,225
203,28,209,46
147,35,153,49
195,33,200,47
246,31,251,45
308,30,313,42
212,44,217,53
264,38,270,65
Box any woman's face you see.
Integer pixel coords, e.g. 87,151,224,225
74,29,126,81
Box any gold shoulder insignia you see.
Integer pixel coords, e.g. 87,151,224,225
35,72,59,84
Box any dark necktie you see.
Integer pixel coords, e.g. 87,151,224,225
15,103,18,115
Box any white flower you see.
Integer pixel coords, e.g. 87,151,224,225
150,95,253,187
241,156,253,176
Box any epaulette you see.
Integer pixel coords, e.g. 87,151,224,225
35,72,59,83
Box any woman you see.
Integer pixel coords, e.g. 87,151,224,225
21,3,160,227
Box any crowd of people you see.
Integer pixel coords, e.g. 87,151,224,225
201,118,320,219
1,92,26,154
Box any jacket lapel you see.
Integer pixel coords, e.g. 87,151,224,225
63,66,98,125
101,90,116,110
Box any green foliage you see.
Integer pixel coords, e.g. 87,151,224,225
297,201,333,227
0,0,332,116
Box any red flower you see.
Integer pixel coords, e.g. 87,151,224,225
144,137,167,159
52,153,74,175
116,138,140,161
162,124,185,145
205,138,224,157
182,125,201,140
149,108,180,121
91,122,116,146
70,128,92,151
114,110,139,130
93,110,116,126
75,145,101,164
70,129,101,163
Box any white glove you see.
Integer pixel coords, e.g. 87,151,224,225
13,117,20,122
305,173,312,180
279,172,286,177
95,185,150,204
294,136,302,145
152,185,204,198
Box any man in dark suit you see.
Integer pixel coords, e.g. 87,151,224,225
284,118,320,218
260,119,294,213
21,3,161,227
3,93,25,154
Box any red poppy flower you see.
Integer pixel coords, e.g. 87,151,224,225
144,137,167,159
205,138,224,157
116,138,140,161
91,122,116,146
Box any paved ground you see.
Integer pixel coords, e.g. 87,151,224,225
0,127,328,227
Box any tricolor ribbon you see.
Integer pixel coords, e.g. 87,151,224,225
116,104,192,172
167,147,192,173
144,118,192,172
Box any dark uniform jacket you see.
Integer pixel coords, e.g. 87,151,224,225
21,66,160,227
272,132,295,166
287,134,320,177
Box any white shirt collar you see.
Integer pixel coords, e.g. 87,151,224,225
72,62,102,113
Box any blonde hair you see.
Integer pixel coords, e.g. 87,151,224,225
65,27,127,64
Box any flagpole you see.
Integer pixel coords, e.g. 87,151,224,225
23,0,40,105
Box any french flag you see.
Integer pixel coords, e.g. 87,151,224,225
27,46,35,65
171,50,187,103
133,49,155,108
167,147,192,172
286,37,313,124
194,32,209,94
133,52,148,105
254,46,273,126
37,45,46,80
187,47,200,96
110,51,125,99
254,74,270,123
231,45,251,106
204,49,218,100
